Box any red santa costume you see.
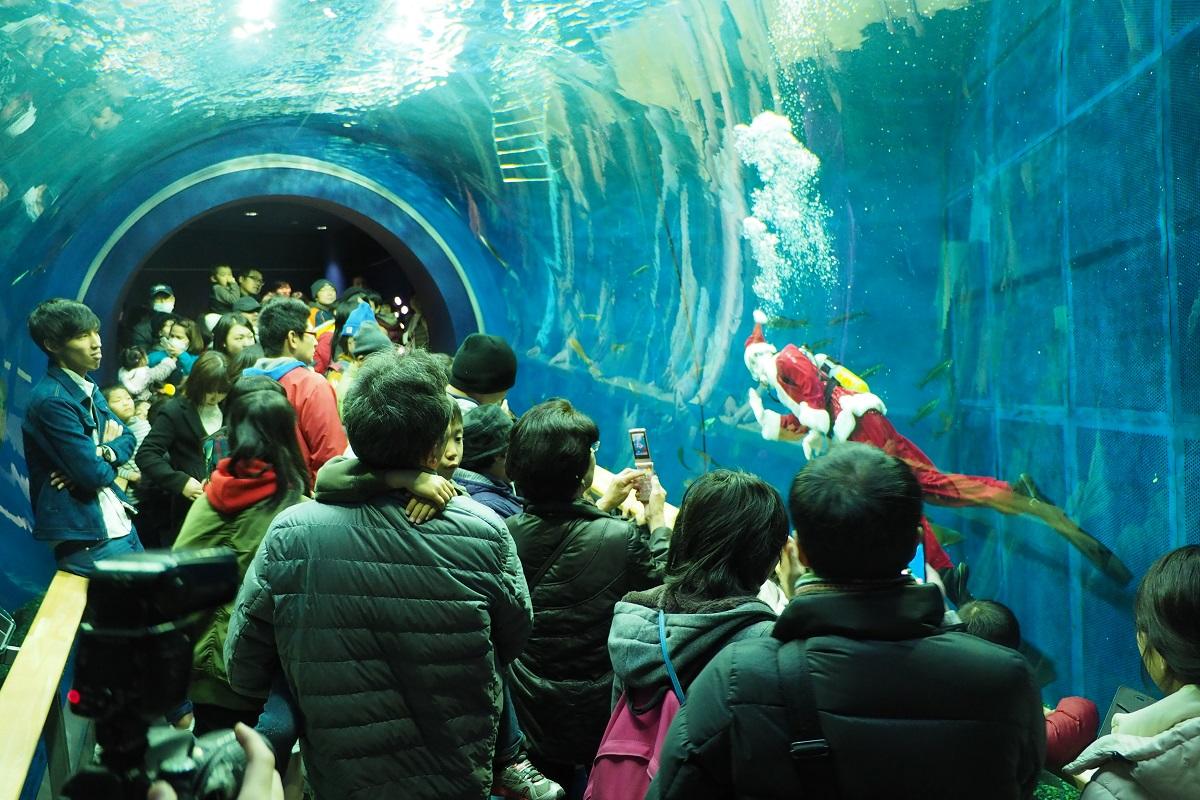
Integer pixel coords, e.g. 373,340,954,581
744,312,1131,585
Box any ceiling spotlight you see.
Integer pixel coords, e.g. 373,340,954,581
316,225,328,231
394,296,403,306
400,305,410,315
243,211,258,217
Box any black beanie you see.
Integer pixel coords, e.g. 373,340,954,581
451,334,517,395
350,322,393,358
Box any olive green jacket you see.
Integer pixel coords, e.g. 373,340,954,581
174,491,308,709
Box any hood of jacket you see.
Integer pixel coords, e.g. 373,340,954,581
205,458,279,514
1066,685,1200,797
455,468,521,500
243,357,306,381
609,584,776,693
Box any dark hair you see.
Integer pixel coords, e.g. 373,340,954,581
268,280,291,294
174,318,205,355
507,399,598,503
151,311,177,340
226,347,261,384
211,313,254,356
342,350,453,469
331,296,365,361
959,600,1022,650
665,470,789,605
100,384,131,404
27,299,101,358
788,441,923,581
1135,545,1200,688
256,298,309,357
364,289,383,308
183,351,232,405
430,353,454,383
120,345,147,371
224,387,309,502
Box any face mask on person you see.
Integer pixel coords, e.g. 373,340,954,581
161,335,189,353
152,300,175,313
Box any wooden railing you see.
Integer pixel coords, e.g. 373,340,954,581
0,571,89,800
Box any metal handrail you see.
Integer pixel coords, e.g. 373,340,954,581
0,571,89,800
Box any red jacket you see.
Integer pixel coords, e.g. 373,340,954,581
247,358,347,482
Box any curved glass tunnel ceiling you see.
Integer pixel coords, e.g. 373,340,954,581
2,0,1199,732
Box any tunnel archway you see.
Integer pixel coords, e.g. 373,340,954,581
78,154,485,357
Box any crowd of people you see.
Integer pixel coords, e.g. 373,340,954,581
17,276,1200,799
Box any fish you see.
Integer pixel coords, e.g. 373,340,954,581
630,264,651,277
858,363,884,381
917,359,953,389
905,0,925,36
579,313,601,321
928,523,965,547
0,177,8,203
932,412,955,438
766,316,809,329
677,447,693,471
22,184,47,221
806,338,833,351
879,0,896,34
702,416,718,431
910,398,940,425
828,310,869,326
694,449,724,469
610,343,629,354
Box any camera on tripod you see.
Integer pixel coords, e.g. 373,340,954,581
61,549,247,800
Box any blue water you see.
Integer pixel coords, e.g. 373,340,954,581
2,0,1198,764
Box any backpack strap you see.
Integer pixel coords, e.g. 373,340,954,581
658,610,686,704
526,528,578,593
777,639,839,798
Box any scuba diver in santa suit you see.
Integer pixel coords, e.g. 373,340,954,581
744,310,1131,588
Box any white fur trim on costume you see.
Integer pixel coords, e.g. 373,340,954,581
774,386,830,434
832,409,857,442
753,309,768,325
744,342,777,373
839,392,886,418
760,409,782,441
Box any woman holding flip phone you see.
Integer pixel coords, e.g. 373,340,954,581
504,399,672,790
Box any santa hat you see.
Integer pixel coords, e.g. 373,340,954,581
744,309,776,373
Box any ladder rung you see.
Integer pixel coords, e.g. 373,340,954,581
500,161,551,170
493,131,542,143
496,145,543,155
494,116,543,128
501,176,552,183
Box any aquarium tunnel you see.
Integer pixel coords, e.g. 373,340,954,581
1,0,1199,791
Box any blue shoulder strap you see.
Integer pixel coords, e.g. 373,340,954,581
658,609,686,704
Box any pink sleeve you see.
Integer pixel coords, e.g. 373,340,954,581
1044,696,1100,769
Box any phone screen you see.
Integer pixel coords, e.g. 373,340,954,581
907,541,926,581
630,429,651,461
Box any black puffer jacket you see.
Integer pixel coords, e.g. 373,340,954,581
505,500,669,766
226,487,533,800
648,581,1046,800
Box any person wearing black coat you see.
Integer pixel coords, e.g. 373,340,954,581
647,443,1046,800
135,352,231,547
504,399,671,785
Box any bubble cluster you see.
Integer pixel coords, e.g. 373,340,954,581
734,111,838,316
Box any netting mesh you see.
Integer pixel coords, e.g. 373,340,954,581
945,1,1198,706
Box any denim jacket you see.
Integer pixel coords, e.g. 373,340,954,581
22,366,136,542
